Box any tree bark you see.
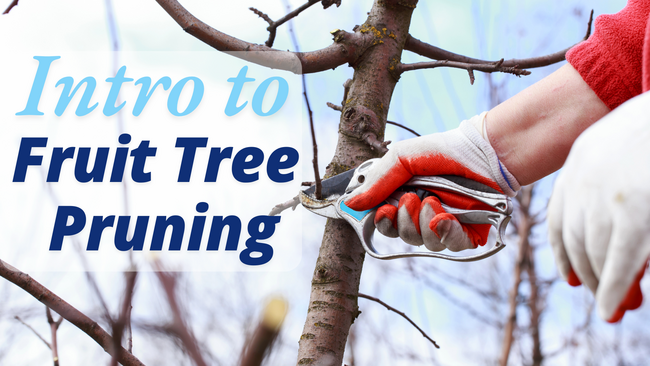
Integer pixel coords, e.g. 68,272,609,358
296,1,417,365
499,185,533,366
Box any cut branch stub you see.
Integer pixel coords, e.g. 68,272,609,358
340,106,390,153
331,30,374,68
155,0,370,74
321,0,342,9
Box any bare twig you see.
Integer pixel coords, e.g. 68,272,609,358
240,297,288,366
404,10,594,70
250,0,322,47
286,5,323,200
326,102,343,111
358,293,439,349
500,185,535,366
2,0,18,14
110,271,138,366
269,195,300,216
154,263,208,366
154,0,362,74
397,59,531,85
0,259,145,366
327,103,421,137
14,316,51,350
363,133,391,154
386,121,421,137
46,308,63,366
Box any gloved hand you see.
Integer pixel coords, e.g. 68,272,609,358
346,112,520,252
548,91,650,323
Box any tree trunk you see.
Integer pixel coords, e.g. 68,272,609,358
499,185,533,366
296,1,417,364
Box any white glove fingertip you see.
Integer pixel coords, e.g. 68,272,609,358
437,220,473,252
396,204,423,246
376,217,399,238
420,203,445,252
596,226,650,321
548,175,572,281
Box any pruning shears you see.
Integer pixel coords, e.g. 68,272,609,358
299,159,513,262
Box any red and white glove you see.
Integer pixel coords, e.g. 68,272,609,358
346,112,520,252
548,91,650,323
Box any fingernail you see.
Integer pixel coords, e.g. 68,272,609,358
567,267,582,287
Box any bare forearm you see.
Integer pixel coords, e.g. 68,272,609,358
487,64,610,185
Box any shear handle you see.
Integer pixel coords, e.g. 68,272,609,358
405,176,513,215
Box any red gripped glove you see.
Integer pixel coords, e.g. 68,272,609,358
345,113,520,252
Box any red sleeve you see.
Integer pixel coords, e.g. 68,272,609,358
566,0,650,110
643,13,650,93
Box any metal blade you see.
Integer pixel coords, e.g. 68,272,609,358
301,168,356,200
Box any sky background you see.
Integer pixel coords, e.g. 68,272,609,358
1,0,644,365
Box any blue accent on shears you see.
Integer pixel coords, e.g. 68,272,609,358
340,201,374,221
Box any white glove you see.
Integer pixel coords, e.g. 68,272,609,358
548,91,650,322
345,113,520,252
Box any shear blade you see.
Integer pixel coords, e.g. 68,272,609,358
299,190,340,218
302,169,356,199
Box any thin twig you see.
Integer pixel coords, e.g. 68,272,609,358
327,102,421,137
326,102,343,111
14,316,51,350
358,293,439,349
250,0,320,47
2,0,18,14
397,59,530,85
0,259,145,366
155,0,359,74
269,195,300,216
386,121,421,137
363,133,390,154
154,262,208,366
404,10,594,69
46,308,63,366
110,271,138,366
285,3,323,200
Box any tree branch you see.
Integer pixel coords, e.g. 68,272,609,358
286,15,323,200
499,185,535,366
404,10,594,70
14,315,51,350
327,102,421,137
2,0,18,14
154,0,364,74
240,297,288,366
154,263,208,366
358,293,439,349
250,0,322,48
397,59,530,85
110,271,137,366
386,121,420,137
268,195,300,216
46,308,63,366
0,259,145,366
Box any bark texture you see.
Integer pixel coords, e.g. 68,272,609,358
296,1,417,365
499,185,538,366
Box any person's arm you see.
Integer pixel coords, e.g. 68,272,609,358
487,63,610,186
